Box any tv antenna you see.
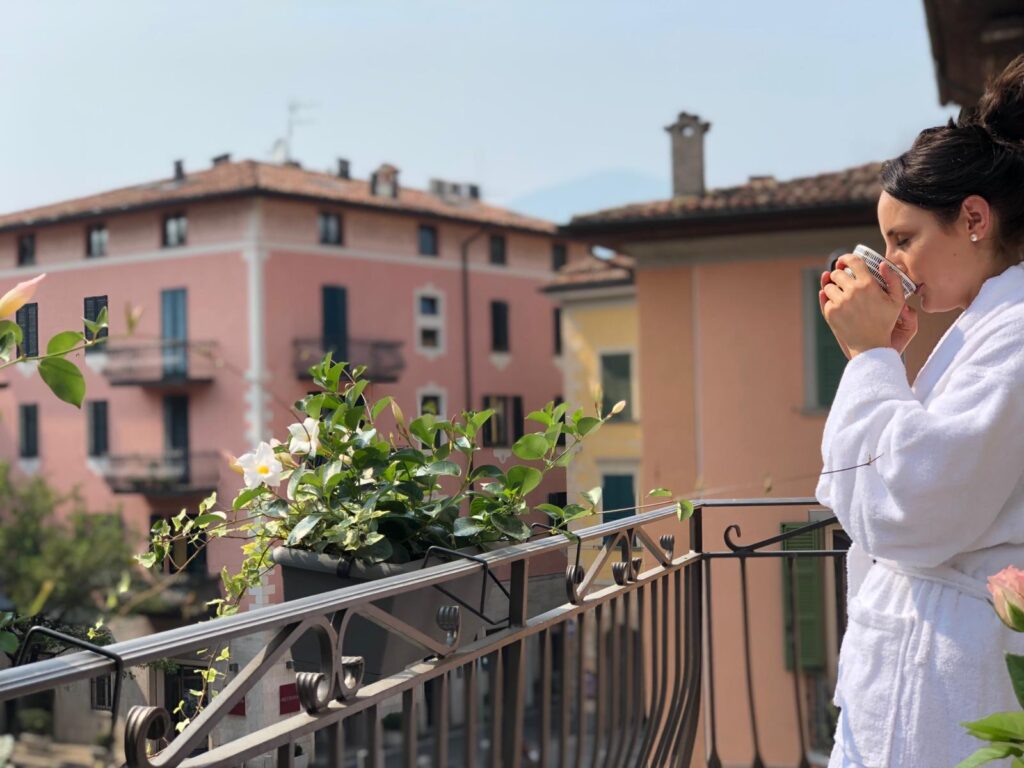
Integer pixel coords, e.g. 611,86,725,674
269,99,317,163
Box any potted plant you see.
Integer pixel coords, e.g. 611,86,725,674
140,355,663,682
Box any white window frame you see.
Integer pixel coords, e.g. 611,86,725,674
417,386,446,419
414,286,445,359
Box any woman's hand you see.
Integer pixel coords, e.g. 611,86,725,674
818,256,913,358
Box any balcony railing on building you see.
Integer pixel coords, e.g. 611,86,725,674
103,450,220,496
102,340,219,387
293,338,404,382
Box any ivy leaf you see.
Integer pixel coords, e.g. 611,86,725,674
535,503,564,521
490,513,531,541
195,512,227,529
286,514,322,546
418,461,461,478
512,434,548,461
470,465,504,482
233,486,265,510
453,517,484,538
38,357,85,407
506,465,542,495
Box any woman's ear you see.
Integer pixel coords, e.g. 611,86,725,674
961,195,993,242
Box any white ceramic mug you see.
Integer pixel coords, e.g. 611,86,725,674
830,244,917,299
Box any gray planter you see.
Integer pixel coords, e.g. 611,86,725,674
271,546,493,684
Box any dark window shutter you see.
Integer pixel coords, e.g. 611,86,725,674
553,307,562,355
552,243,567,272
491,301,510,352
481,396,494,447
781,522,826,671
89,401,109,457
811,271,846,406
16,303,38,357
19,404,38,458
322,286,349,361
601,474,636,524
512,396,524,442
489,235,506,265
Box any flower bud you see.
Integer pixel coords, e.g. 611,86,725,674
988,566,1024,632
0,274,45,319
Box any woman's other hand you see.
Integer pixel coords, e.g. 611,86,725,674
819,256,910,358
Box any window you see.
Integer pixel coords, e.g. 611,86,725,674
602,473,637,546
547,491,568,508
418,224,438,257
553,307,562,356
553,395,566,446
163,213,187,248
489,235,507,266
90,675,113,710
15,303,38,357
86,224,108,258
481,395,523,448
19,404,38,458
318,212,343,246
490,301,510,353
161,289,188,377
322,286,348,361
17,234,35,266
151,514,206,576
804,269,846,408
419,296,439,316
415,288,444,357
600,352,632,420
84,295,109,350
552,243,567,272
420,394,442,416
87,401,109,458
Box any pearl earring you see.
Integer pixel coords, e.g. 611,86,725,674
970,233,979,242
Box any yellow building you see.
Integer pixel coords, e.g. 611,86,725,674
543,254,641,573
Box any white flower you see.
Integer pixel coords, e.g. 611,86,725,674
288,418,320,457
237,442,285,489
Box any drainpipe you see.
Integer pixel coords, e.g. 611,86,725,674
460,227,486,411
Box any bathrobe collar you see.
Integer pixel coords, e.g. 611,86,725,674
912,263,1024,403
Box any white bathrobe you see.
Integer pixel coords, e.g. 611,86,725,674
817,262,1024,768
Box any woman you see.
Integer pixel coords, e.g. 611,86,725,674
816,54,1024,767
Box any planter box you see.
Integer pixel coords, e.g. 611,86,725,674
272,547,492,684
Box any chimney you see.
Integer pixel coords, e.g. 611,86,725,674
212,153,231,166
665,112,710,197
337,158,351,180
173,159,185,181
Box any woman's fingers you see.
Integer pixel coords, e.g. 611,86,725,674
822,282,843,303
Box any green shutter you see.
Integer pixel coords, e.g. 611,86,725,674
602,474,636,524
781,522,826,671
811,271,846,407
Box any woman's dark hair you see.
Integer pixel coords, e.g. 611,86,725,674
881,54,1024,261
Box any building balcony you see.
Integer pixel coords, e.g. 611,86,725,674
0,498,849,766
102,450,220,496
293,337,404,382
102,340,218,387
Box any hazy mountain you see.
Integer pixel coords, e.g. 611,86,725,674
505,169,668,225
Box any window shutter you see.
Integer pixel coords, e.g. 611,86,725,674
481,396,494,447
322,286,349,361
781,522,826,671
600,353,632,419
810,270,846,407
601,474,636,524
491,301,510,352
16,303,38,357
512,396,524,441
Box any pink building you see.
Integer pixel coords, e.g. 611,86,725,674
0,156,585,594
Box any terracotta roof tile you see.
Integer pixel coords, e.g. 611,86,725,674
570,162,883,226
0,160,557,234
544,253,634,292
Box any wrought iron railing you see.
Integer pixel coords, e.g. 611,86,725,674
293,338,404,382
102,341,219,386
0,498,848,767
103,451,221,496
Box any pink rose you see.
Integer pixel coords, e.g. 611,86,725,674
988,566,1024,632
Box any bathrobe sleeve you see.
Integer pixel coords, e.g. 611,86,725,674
816,330,1024,568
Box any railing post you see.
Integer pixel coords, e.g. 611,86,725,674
501,558,529,768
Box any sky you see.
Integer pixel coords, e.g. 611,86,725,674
0,1,958,223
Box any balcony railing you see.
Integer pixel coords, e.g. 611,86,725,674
0,498,848,768
293,338,404,382
103,451,221,496
102,341,219,387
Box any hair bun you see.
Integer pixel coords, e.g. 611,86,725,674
975,54,1024,145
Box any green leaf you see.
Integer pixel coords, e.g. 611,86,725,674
512,434,548,461
0,320,22,345
419,461,462,478
676,499,695,521
46,331,85,356
527,410,552,427
577,416,601,437
453,517,484,538
0,630,18,654
470,465,505,481
506,465,542,495
954,745,1020,768
490,513,531,541
648,488,673,498
286,514,322,546
38,357,85,407
1008,654,1024,710
232,486,264,510
194,512,227,529
468,410,494,434
371,396,393,421
962,712,1024,742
